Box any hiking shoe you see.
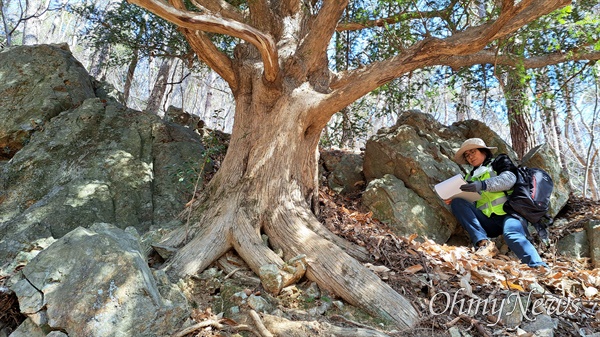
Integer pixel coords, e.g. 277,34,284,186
475,240,498,257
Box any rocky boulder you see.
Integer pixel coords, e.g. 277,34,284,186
362,110,568,243
362,174,451,242
0,44,223,335
0,97,209,264
10,223,188,336
519,143,570,218
0,46,220,271
0,44,96,160
319,149,365,195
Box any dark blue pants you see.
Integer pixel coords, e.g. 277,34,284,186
451,198,547,267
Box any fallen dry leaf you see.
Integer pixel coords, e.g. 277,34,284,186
403,264,423,274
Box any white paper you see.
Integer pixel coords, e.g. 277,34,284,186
434,174,481,202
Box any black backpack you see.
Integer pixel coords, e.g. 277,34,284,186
504,167,554,246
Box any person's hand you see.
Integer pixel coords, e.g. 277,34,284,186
460,181,485,192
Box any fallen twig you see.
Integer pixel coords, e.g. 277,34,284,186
172,320,222,337
172,318,260,337
250,309,274,337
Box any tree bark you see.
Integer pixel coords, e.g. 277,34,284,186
158,64,418,329
146,57,174,115
123,49,139,106
497,65,535,158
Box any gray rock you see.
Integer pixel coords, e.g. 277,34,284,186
304,282,321,299
521,314,556,337
248,294,272,313
0,98,211,270
320,149,365,194
499,292,525,328
259,264,283,294
45,332,68,337
520,143,571,217
10,224,189,337
0,44,95,160
556,230,589,259
363,174,451,243
7,318,45,337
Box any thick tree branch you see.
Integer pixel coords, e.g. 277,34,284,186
441,49,600,70
191,0,244,22
296,0,348,74
322,0,570,117
186,29,238,89
170,0,237,89
248,0,277,34
128,0,279,82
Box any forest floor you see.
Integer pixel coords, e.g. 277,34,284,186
2,190,600,337
165,189,600,337
315,189,600,337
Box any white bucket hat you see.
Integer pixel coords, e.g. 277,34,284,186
454,138,497,165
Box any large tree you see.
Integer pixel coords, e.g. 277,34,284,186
127,0,576,328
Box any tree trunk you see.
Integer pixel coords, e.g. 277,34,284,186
340,107,353,148
146,57,174,115
538,70,564,167
123,49,139,106
498,67,535,158
158,68,419,329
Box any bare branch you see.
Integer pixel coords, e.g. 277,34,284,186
296,0,348,74
336,0,458,32
441,49,600,70
128,0,279,82
322,0,570,116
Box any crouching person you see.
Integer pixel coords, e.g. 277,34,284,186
448,138,547,268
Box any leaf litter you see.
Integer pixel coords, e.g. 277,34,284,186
318,188,600,336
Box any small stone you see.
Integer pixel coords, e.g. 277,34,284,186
304,282,320,299
448,326,462,337
247,294,272,313
259,264,283,294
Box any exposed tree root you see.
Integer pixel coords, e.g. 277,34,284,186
159,192,419,329
249,309,274,337
261,313,394,337
171,319,260,337
265,206,420,329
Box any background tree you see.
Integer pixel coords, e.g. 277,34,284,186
123,0,598,328
1,0,64,45
71,1,193,111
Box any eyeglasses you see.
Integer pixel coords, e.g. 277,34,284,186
463,149,479,160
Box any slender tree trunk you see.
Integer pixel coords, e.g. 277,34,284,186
537,70,563,166
497,67,535,158
123,49,139,106
0,0,10,46
90,44,110,79
556,79,572,171
456,83,471,121
146,57,174,115
340,107,353,148
583,82,600,199
202,70,216,121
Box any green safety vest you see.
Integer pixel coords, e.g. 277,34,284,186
466,164,510,217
